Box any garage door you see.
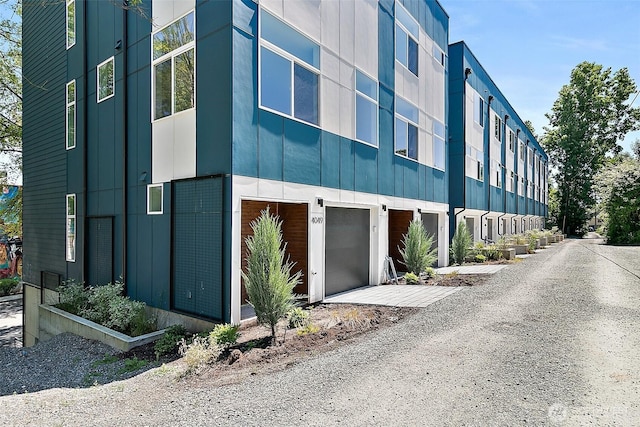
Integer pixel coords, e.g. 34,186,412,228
325,207,370,295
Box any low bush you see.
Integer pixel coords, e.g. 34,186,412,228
398,219,437,275
154,325,188,359
474,254,486,263
404,272,420,284
209,323,240,349
287,307,310,329
56,281,156,337
424,267,436,278
0,278,19,296
178,336,221,372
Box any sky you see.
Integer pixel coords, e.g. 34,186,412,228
439,0,640,154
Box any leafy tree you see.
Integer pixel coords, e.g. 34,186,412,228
398,219,437,275
242,208,301,344
0,0,21,182
632,139,640,160
542,62,640,235
524,120,539,141
595,156,640,244
451,221,472,265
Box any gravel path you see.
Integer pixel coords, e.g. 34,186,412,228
1,237,638,426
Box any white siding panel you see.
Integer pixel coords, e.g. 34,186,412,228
172,111,196,179
339,0,355,64
395,67,404,99
403,68,420,107
339,85,354,138
259,0,284,19
152,119,174,183
173,0,195,23
354,0,378,78
322,47,340,82
284,0,321,42
320,0,340,53
432,59,445,122
321,77,341,136
418,129,427,165
339,59,354,90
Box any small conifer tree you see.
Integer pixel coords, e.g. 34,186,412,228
398,219,437,275
451,221,472,265
242,208,301,343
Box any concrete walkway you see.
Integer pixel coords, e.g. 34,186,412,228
435,264,507,274
323,285,462,308
0,294,22,347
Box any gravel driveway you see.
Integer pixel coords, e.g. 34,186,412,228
1,237,638,426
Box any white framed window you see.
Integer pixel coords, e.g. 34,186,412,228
66,80,76,150
519,176,525,195
433,120,446,170
152,11,195,120
466,146,484,181
97,56,115,103
433,44,445,67
494,114,502,141
493,161,502,188
507,170,514,193
474,93,484,127
147,184,163,214
527,180,533,198
395,2,419,76
66,194,76,262
395,96,419,160
528,148,534,167
66,0,76,49
519,141,525,161
508,130,515,152
355,70,378,146
259,9,320,126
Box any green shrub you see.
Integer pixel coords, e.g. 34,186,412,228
154,325,188,359
0,278,19,296
424,267,436,278
209,323,240,349
179,336,221,372
474,254,486,263
485,245,501,261
242,208,302,343
451,221,472,265
287,307,310,329
404,272,420,284
398,219,437,275
526,233,538,253
56,281,156,337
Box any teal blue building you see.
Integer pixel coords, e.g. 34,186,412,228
22,0,456,339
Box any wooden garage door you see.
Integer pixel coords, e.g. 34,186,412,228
388,210,413,273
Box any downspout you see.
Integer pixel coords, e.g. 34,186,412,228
82,0,88,284
480,95,494,242
498,114,509,236
525,139,530,221
120,1,129,290
455,67,473,229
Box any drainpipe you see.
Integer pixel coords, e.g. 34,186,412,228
515,129,521,218
454,67,473,231
525,139,530,218
498,114,509,236
480,95,493,242
120,1,129,290
81,0,89,284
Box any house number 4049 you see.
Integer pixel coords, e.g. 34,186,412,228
311,216,323,224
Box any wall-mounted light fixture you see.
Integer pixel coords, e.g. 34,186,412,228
139,171,147,182
417,208,422,214
317,198,323,207
115,40,122,50
381,204,387,212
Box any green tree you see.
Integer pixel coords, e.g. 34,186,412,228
242,208,301,344
595,156,640,244
398,219,437,275
542,62,640,235
451,221,472,265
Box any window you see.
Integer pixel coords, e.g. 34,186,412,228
66,80,76,150
395,97,418,160
477,158,484,181
152,12,195,120
355,70,378,146
433,44,445,67
519,176,525,195
147,184,163,214
66,0,75,49
493,161,502,188
474,94,484,127
97,57,114,102
395,2,419,76
528,180,533,198
259,10,319,126
433,120,446,170
466,146,484,181
507,171,514,192
494,114,502,141
508,130,515,152
519,141,525,161
66,194,76,262
528,148,534,167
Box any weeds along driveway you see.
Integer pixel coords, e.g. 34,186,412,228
1,238,639,426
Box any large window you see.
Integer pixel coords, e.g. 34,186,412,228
395,2,419,76
147,184,163,214
259,9,319,126
355,70,378,146
66,80,76,150
508,130,515,152
66,0,75,49
97,57,114,103
466,146,484,181
152,12,195,120
474,93,484,127
66,194,76,262
433,120,445,170
507,170,514,193
519,141,525,161
395,97,418,160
